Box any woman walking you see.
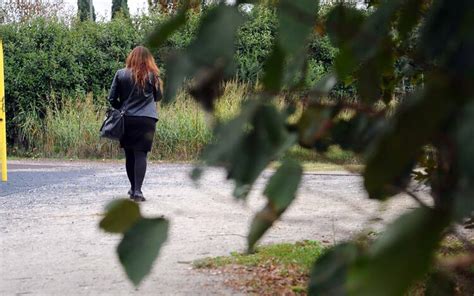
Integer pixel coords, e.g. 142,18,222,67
107,46,162,202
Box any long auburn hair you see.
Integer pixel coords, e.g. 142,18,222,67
126,46,163,93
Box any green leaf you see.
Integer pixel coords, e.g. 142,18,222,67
229,105,295,198
454,101,474,220
261,0,319,92
355,39,396,103
421,0,474,64
277,0,318,54
202,100,259,166
264,159,303,211
364,78,455,200
308,243,360,296
164,4,245,105
334,46,358,82
188,64,226,111
118,218,169,286
298,105,336,149
309,72,338,97
248,159,302,251
335,0,403,79
425,271,456,296
99,199,141,234
262,43,285,92
397,0,424,40
145,2,190,50
348,208,449,296
325,4,366,48
203,102,295,200
247,206,275,253
331,114,382,153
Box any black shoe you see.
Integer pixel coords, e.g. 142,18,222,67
132,190,146,202
128,189,134,199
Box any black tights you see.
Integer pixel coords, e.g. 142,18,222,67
124,149,148,194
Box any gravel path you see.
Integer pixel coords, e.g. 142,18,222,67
0,160,421,295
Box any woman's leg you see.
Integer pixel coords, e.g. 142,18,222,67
133,150,148,199
124,149,135,194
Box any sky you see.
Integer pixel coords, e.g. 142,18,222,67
64,0,149,20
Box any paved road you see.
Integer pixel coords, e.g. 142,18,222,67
0,160,421,295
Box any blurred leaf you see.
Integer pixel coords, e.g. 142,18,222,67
348,208,449,296
247,206,275,253
331,114,384,153
397,0,424,40
309,72,338,97
203,102,295,199
190,166,203,181
325,4,366,48
356,39,395,103
236,0,258,4
309,208,449,296
336,0,403,79
164,4,245,105
308,243,360,296
163,52,193,104
99,199,141,234
248,159,302,251
277,0,318,54
262,43,285,92
203,100,260,165
424,271,456,296
381,72,397,104
228,104,296,198
188,63,225,111
298,105,337,149
118,218,169,286
364,77,455,200
454,101,474,220
334,47,358,82
261,0,319,92
146,2,190,50
264,159,302,210
356,61,382,103
421,0,474,65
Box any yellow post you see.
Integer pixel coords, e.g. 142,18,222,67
0,39,7,182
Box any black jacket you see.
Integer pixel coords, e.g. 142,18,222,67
107,68,162,120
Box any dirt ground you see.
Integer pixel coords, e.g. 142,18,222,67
0,159,424,295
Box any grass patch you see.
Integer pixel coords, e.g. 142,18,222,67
194,240,324,295
194,237,473,295
194,240,324,271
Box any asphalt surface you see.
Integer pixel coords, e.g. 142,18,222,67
0,160,422,295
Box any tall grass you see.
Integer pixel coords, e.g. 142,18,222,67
13,82,248,161
12,81,358,163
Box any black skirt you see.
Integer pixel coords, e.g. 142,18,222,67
120,116,157,152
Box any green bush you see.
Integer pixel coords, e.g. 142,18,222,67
235,6,277,81
1,17,142,144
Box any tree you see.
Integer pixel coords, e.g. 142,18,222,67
112,0,129,19
1,0,69,23
147,0,206,14
101,0,474,293
77,0,95,21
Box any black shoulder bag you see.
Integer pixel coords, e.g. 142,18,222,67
99,84,135,141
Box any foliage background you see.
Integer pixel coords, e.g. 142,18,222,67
0,7,337,153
